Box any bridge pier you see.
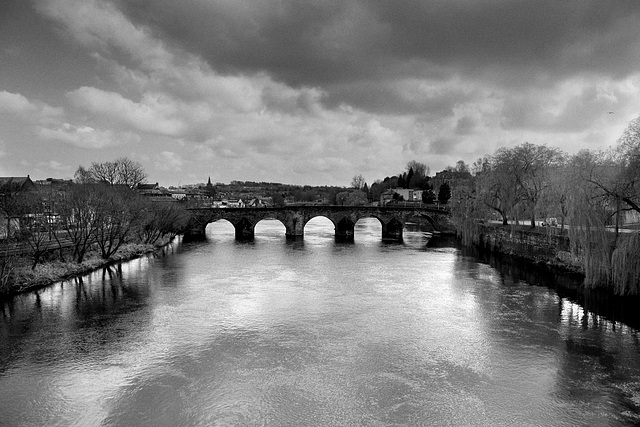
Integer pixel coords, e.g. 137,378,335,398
284,215,305,240
234,218,255,240
335,217,355,242
381,218,404,242
183,218,207,241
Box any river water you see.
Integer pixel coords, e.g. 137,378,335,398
1,218,640,426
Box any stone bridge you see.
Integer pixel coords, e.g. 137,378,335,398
184,205,452,242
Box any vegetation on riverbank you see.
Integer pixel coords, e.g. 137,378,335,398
449,116,640,296
0,239,172,297
1,158,190,297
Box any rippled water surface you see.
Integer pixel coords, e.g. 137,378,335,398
1,218,640,426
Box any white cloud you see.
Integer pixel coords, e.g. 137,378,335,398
38,123,140,149
67,87,189,137
0,91,38,114
0,91,62,123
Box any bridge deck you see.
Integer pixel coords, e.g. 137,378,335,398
187,204,449,213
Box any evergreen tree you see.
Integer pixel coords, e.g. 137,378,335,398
362,182,370,201
406,168,414,189
422,187,436,204
438,182,451,204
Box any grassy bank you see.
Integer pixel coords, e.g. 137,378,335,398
0,238,174,297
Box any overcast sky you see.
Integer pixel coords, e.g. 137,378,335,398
1,0,640,186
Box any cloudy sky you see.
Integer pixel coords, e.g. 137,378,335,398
1,0,640,186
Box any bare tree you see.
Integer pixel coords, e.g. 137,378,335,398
84,157,148,189
351,174,365,190
614,116,640,214
455,160,469,173
537,162,573,231
117,157,148,189
494,143,564,228
15,190,52,269
138,202,190,244
57,185,101,263
74,166,96,184
406,160,430,188
406,160,429,177
474,156,518,225
93,186,144,259
89,160,120,185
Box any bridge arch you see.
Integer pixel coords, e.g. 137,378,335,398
303,216,336,238
204,218,235,237
254,218,287,239
412,213,438,232
255,217,286,228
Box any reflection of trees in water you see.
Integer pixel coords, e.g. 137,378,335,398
459,244,640,330
0,260,155,370
556,301,640,424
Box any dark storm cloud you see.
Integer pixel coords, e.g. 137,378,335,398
366,0,640,77
115,0,640,88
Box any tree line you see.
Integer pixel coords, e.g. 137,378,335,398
449,116,640,295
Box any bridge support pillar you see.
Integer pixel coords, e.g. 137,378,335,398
284,214,305,240
234,218,255,241
183,218,207,242
335,217,355,242
381,218,403,242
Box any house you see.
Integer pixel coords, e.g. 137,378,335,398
380,189,396,206
0,176,36,195
246,198,267,208
226,199,245,208
0,176,37,238
136,182,161,195
34,178,74,188
169,189,188,201
392,188,423,202
0,208,20,239
379,188,424,205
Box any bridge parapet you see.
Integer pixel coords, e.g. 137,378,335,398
184,205,452,242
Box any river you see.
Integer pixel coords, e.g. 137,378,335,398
1,218,639,426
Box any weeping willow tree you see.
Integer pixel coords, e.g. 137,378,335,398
567,187,616,289
449,176,484,246
611,233,640,295
567,116,640,294
451,193,479,246
610,116,640,295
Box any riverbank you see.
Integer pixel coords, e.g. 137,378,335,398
474,223,584,275
0,237,176,298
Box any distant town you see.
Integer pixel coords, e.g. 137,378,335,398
2,161,460,214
